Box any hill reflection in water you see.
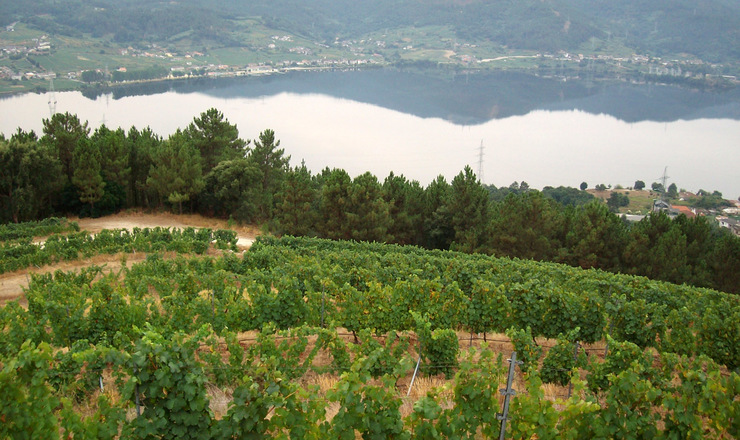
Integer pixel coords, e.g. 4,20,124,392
92,69,740,124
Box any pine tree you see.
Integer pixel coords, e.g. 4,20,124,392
147,130,205,214
318,168,352,240
127,126,161,208
203,158,260,222
489,191,564,260
564,200,627,271
41,112,89,182
92,125,130,193
275,163,318,236
347,172,391,242
448,166,491,253
248,129,290,219
72,138,105,211
382,172,425,245
0,136,63,222
184,108,247,172
423,175,453,250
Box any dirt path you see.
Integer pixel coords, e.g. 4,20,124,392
0,212,259,306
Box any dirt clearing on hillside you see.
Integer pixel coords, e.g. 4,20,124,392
0,212,260,306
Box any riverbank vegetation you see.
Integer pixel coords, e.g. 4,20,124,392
1,109,738,294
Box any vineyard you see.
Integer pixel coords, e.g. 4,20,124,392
1,228,739,439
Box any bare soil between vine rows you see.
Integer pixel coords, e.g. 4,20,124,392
0,211,259,306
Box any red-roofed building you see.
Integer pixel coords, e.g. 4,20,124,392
671,205,696,218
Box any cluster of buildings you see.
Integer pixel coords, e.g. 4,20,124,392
652,198,740,236
0,66,56,81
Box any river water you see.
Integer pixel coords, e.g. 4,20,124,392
2,69,739,198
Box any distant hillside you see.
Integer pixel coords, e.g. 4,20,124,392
2,0,739,62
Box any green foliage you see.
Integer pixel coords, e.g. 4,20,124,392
213,361,327,439
508,373,562,439
147,129,205,214
382,172,425,246
0,227,231,274
347,172,392,242
0,232,739,438
606,191,629,212
543,185,595,207
202,158,261,222
506,326,542,374
124,325,213,440
508,373,601,438
7,109,740,295
442,346,505,438
540,328,583,386
413,313,459,379
587,336,651,394
659,354,740,438
564,200,627,271
41,111,89,182
352,329,410,378
327,358,410,440
275,163,319,236
0,301,49,357
0,341,60,440
184,108,247,172
0,217,78,241
466,279,511,335
92,125,131,200
318,168,353,240
697,299,740,371
248,129,290,219
0,137,64,223
489,191,565,260
609,297,666,348
448,166,490,253
252,277,307,330
59,394,125,440
589,361,662,438
660,307,696,357
72,137,106,209
423,175,454,250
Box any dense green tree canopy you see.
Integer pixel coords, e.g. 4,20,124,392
319,168,352,241
607,192,630,212
489,191,564,261
423,175,454,250
275,163,318,236
184,108,247,173
346,172,391,243
0,136,62,222
41,112,89,182
71,138,105,210
248,129,290,219
202,159,261,222
147,130,205,214
448,166,490,253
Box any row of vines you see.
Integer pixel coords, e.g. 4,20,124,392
2,324,737,439
1,233,739,438
0,226,237,274
0,217,79,242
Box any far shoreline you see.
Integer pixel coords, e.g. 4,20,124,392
2,62,736,100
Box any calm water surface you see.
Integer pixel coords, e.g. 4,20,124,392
2,70,739,198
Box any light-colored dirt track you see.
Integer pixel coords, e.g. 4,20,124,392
0,212,259,306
